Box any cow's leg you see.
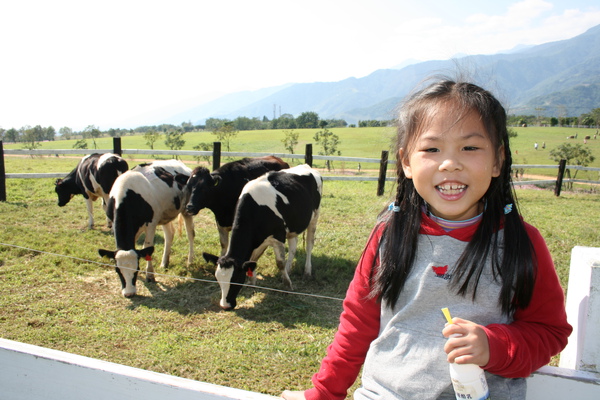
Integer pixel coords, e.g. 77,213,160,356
303,211,319,276
84,198,94,229
216,223,230,256
143,225,157,282
101,196,112,229
285,236,298,275
160,222,175,269
272,240,293,289
247,241,270,286
182,214,195,266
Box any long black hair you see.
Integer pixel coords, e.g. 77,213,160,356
372,80,535,316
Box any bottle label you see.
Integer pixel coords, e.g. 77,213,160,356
451,375,490,400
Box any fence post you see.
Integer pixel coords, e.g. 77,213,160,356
0,141,6,202
377,150,389,196
112,137,122,156
305,144,313,167
555,159,567,197
212,142,221,171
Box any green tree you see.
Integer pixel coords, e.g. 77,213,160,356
181,121,195,132
313,127,341,171
83,125,101,149
44,126,56,141
590,108,600,126
164,131,186,157
73,139,88,149
296,111,319,129
59,127,73,140
193,142,212,164
281,129,299,154
144,130,161,150
5,128,19,142
211,122,238,152
271,114,297,129
549,143,595,188
21,126,42,151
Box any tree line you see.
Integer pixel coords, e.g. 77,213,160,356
508,108,600,127
2,107,600,146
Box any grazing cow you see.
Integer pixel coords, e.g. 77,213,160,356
185,156,289,255
213,164,322,310
55,153,129,229
98,160,194,297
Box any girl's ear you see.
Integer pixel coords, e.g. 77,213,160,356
492,145,505,178
399,148,412,179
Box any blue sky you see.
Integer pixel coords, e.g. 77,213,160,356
1,0,600,130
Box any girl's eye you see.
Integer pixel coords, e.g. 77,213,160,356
423,148,439,153
463,146,479,151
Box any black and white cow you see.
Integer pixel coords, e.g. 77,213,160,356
214,164,322,310
55,153,129,229
185,156,289,255
98,160,194,297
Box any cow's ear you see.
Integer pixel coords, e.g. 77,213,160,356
174,173,189,188
55,178,63,186
98,249,116,260
137,246,155,260
243,261,257,277
202,252,219,264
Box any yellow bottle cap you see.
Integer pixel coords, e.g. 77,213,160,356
442,307,453,324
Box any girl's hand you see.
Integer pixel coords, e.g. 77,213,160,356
442,317,490,367
281,390,307,400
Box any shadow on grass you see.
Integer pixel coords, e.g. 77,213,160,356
124,250,357,328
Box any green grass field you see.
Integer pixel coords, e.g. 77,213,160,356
0,128,599,396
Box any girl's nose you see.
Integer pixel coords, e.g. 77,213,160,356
439,156,463,171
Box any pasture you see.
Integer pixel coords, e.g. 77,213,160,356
0,127,599,396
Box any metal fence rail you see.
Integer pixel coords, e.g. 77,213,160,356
1,139,599,201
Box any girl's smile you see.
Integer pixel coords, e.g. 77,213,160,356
400,103,503,221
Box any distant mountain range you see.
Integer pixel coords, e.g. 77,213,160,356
164,24,600,125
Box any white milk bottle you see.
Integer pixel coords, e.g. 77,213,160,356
442,308,491,400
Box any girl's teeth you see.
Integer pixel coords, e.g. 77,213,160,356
437,184,466,194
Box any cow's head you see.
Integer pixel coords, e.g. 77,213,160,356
54,178,73,206
214,256,257,310
185,167,220,215
98,247,154,297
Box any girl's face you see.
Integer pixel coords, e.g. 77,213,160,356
400,103,503,221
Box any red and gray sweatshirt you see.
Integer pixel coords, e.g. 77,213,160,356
304,213,572,400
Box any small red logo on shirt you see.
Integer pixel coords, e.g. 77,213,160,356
432,265,451,280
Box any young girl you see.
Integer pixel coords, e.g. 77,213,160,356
281,80,572,400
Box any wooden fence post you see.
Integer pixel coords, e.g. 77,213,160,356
212,142,221,171
0,141,6,202
555,159,567,197
112,137,122,156
377,150,389,196
305,144,313,167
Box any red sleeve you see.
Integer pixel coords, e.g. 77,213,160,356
483,223,572,378
304,226,383,400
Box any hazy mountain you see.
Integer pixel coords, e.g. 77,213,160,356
163,24,600,125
